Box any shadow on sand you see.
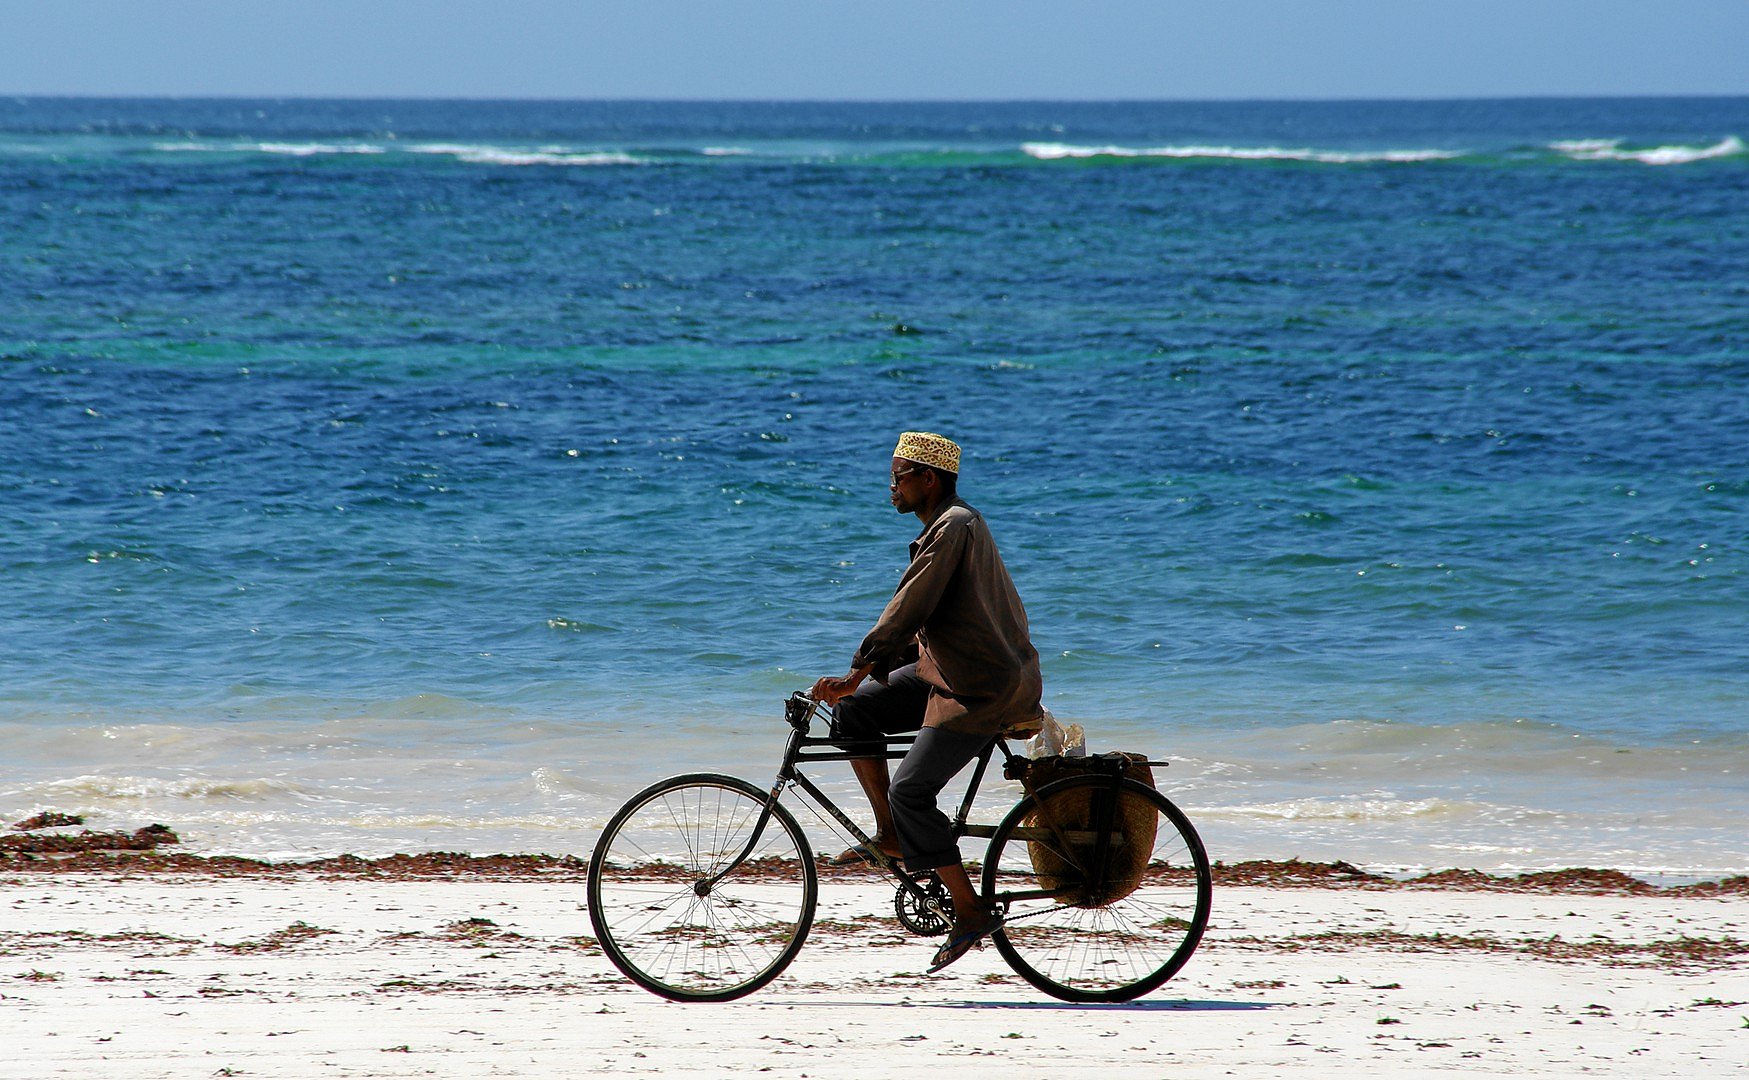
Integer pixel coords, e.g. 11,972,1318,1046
939,998,1276,1013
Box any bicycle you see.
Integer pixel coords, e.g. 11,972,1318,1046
586,691,1212,1003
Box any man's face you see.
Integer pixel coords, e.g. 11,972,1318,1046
889,456,927,514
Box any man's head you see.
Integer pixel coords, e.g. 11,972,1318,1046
890,431,959,515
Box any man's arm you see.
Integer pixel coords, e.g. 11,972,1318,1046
851,520,968,680
810,664,873,706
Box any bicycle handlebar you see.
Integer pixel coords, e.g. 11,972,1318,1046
784,690,824,731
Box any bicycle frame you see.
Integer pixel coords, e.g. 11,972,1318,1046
702,691,1134,915
700,694,972,911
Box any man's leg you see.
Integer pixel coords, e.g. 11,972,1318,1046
889,726,1008,971
933,862,984,924
888,726,995,921
831,666,930,857
847,757,897,854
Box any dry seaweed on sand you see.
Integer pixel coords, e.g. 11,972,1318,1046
10,812,85,831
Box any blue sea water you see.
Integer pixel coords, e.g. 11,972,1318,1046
1,98,1745,875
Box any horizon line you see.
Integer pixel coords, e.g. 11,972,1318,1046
4,92,1747,106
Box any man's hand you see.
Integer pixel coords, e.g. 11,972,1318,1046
810,665,872,706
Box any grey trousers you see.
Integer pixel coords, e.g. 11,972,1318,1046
833,665,993,873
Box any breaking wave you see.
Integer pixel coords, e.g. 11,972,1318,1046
153,140,388,156
1549,135,1745,165
405,144,645,166
152,140,648,165
1021,141,1463,164
17,774,312,803
1201,796,1496,823
101,135,1749,169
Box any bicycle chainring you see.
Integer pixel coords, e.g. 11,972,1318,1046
894,873,952,937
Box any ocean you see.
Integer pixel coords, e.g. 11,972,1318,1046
1,97,1744,878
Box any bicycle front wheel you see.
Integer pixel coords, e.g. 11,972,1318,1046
982,775,1211,1002
587,773,817,1002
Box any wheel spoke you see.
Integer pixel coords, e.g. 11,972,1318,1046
589,775,817,1001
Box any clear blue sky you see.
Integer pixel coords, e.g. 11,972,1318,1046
3,0,1745,100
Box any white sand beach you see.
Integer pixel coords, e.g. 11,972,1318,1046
2,861,1744,1078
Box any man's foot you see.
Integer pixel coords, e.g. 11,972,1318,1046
824,840,901,867
927,909,1004,973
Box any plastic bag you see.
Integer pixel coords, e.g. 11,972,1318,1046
1024,709,1065,758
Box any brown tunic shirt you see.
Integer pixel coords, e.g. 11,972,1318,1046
852,499,1043,737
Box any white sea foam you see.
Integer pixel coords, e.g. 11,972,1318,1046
404,142,501,156
530,766,616,797
1021,141,1461,164
701,146,754,156
347,811,590,831
21,773,310,802
406,143,644,166
1551,135,1745,165
150,140,642,165
478,150,642,166
1202,796,1487,823
252,141,388,157
152,140,388,156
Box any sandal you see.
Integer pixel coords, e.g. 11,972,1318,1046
824,841,901,867
927,909,1004,973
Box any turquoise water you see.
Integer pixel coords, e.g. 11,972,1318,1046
1,98,1744,874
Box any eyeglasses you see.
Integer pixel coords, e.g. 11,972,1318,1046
889,465,924,486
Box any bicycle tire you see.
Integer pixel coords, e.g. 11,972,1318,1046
587,773,817,1002
982,774,1211,1002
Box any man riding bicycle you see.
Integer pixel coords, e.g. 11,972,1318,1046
811,431,1043,972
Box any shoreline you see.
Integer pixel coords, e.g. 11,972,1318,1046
4,837,1747,897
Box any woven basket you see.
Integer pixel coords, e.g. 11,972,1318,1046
1017,752,1158,907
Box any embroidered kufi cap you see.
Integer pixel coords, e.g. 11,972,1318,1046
894,431,960,474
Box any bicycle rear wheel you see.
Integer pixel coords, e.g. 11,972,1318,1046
587,773,817,1002
982,775,1211,1002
